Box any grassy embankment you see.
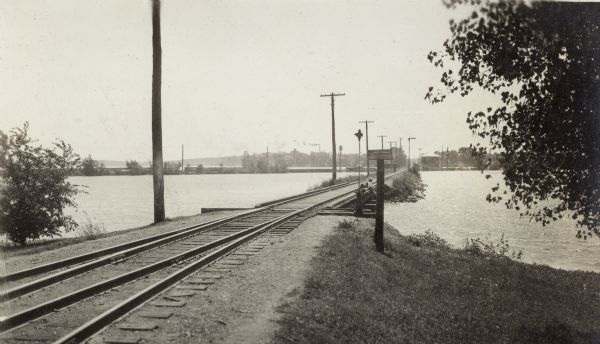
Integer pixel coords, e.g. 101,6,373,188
274,170,600,343
273,221,600,344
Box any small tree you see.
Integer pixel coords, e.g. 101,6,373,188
0,123,82,245
163,161,182,175
81,154,106,176
427,0,600,238
125,160,144,175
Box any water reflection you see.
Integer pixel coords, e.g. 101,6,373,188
385,171,600,272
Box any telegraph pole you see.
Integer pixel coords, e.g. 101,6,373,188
388,141,397,172
151,0,165,223
399,137,403,168
377,135,386,149
359,120,374,176
407,137,416,169
320,92,345,182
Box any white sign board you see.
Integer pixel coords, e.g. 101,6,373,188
367,149,393,160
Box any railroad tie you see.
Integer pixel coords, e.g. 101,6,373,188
150,300,186,307
203,267,233,273
103,336,142,344
168,291,196,298
218,259,245,266
117,323,159,331
176,285,208,291
185,279,215,285
138,311,174,319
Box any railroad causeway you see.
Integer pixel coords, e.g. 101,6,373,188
0,178,385,344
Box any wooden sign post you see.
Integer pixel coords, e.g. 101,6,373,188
368,149,392,253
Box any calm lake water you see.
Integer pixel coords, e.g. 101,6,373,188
65,172,353,234
386,171,600,273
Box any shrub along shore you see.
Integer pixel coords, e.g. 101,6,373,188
272,219,600,344
384,167,426,202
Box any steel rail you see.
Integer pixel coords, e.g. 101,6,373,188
0,210,262,284
254,179,351,207
54,187,355,344
0,182,361,332
0,210,292,332
1,173,396,339
0,209,275,302
1,176,358,285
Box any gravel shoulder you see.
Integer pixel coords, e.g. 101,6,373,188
90,215,341,344
0,210,240,275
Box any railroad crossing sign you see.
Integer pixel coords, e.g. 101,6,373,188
367,149,392,161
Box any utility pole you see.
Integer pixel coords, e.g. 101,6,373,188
375,158,385,252
320,92,345,182
359,120,374,176
339,145,343,172
181,144,184,174
151,0,165,223
407,137,416,169
399,137,403,168
388,141,397,172
377,135,386,149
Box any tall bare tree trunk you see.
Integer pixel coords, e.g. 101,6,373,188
152,0,165,222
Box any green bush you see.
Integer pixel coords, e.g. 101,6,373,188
337,218,356,229
464,233,523,260
0,123,82,245
409,164,421,178
407,230,451,249
385,170,426,202
76,213,107,240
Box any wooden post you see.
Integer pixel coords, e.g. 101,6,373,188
359,120,374,176
152,0,165,223
375,159,385,253
320,92,345,182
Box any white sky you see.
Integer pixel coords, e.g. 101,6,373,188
0,0,498,161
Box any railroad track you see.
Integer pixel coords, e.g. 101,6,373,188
0,177,384,344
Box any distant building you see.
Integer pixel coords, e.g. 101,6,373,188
420,153,441,171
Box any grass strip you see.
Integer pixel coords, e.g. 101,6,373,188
273,219,600,344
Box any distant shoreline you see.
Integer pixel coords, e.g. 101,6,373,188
71,167,500,177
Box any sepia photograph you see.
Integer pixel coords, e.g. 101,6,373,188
0,0,599,343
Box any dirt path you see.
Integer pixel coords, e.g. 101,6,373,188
90,215,340,344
